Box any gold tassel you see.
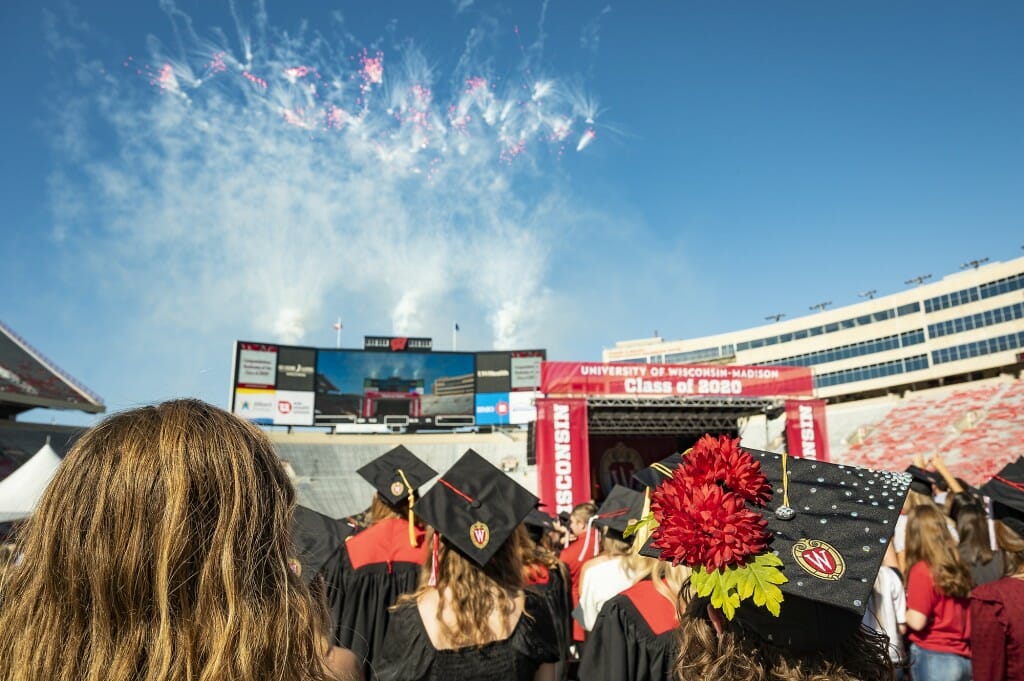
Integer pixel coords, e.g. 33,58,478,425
396,468,417,547
633,486,652,555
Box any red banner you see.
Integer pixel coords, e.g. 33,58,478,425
785,399,830,462
541,362,814,398
535,398,591,515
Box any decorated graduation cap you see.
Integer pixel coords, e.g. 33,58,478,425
981,457,1024,538
415,449,538,567
357,445,437,546
291,505,344,584
642,434,910,651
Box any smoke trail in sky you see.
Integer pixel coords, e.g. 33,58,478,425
48,1,601,350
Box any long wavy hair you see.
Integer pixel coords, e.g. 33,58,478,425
0,399,332,681
398,529,525,648
673,597,893,681
905,504,973,598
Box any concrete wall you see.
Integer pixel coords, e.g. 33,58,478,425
270,430,531,519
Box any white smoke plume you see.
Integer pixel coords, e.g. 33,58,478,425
47,1,602,354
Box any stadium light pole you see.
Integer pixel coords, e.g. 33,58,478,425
809,302,832,313
858,290,878,300
904,274,933,286
960,257,990,270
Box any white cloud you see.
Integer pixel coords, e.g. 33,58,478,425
46,1,604,370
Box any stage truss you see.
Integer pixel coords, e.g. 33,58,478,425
585,396,784,435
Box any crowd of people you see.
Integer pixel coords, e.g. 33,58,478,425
1,399,1023,680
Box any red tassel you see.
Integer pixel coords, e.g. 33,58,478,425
428,532,440,587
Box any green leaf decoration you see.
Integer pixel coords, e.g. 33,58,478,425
691,553,788,620
622,512,657,539
691,566,741,620
733,553,788,617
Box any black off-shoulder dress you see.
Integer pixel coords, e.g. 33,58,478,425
374,591,560,681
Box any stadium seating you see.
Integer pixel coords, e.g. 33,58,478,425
832,377,1023,485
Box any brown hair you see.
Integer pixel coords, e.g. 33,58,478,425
951,496,994,567
995,520,1024,577
0,399,331,681
905,504,973,598
399,528,525,648
517,524,562,573
673,597,893,681
367,493,407,524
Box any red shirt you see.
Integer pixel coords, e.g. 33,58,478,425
971,577,1024,681
906,561,971,657
560,529,601,642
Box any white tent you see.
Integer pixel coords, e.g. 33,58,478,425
0,442,62,523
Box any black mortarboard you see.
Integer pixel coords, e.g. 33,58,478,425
593,485,645,541
981,457,1024,538
291,505,344,584
523,508,555,543
644,444,910,651
415,449,538,566
632,453,683,490
524,509,555,532
905,465,940,496
357,445,437,505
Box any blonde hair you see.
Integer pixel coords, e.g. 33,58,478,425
905,504,972,598
624,554,690,604
399,529,525,648
0,399,331,681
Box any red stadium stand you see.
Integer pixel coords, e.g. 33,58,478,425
835,378,1022,484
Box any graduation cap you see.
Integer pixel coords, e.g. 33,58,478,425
593,485,645,538
632,452,683,491
415,449,537,566
523,508,556,543
357,445,437,505
291,505,344,584
905,465,941,496
980,457,1024,538
643,434,910,651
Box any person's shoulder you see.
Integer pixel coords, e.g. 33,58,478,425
972,577,1023,603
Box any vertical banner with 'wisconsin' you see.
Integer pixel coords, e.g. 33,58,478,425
535,398,591,515
785,399,830,462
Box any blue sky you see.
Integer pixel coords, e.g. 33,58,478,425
3,0,1022,425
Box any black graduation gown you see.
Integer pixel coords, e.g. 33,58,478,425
525,563,572,681
374,590,560,681
326,518,427,681
577,579,679,681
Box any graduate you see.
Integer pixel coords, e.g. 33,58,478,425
576,485,647,632
328,445,437,680
521,509,572,680
644,434,909,680
578,453,688,681
375,449,559,681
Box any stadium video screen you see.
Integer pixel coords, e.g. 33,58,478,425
315,350,476,424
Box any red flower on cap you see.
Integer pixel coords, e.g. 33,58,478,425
684,434,772,506
650,436,771,571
